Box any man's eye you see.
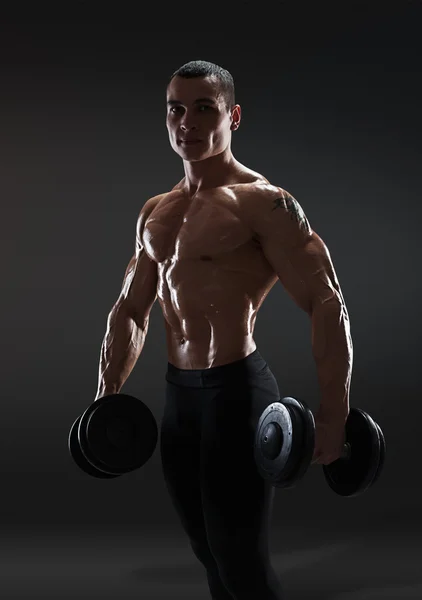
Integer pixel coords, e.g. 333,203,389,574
170,105,211,113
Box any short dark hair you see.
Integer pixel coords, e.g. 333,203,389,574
168,60,235,112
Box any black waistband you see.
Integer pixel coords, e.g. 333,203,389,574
165,348,269,388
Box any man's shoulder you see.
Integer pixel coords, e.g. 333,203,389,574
241,179,285,206
238,181,295,234
140,192,168,213
226,166,282,198
136,193,167,228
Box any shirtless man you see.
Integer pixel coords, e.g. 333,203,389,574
95,60,353,599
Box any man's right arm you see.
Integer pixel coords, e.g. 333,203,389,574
95,197,160,400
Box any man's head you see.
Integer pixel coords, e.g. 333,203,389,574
166,60,241,162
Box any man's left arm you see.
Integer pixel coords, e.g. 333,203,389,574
246,186,353,418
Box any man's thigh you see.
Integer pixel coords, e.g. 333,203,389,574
160,383,205,540
200,375,278,550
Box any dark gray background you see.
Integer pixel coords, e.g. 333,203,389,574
1,3,421,598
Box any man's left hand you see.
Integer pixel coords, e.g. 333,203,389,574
311,409,348,465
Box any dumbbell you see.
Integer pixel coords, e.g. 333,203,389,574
254,397,386,497
68,394,158,478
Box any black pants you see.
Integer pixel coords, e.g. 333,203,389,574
161,348,285,599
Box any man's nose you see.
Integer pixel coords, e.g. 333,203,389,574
180,114,198,131
180,122,198,131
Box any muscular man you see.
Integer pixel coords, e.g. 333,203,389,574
95,60,353,599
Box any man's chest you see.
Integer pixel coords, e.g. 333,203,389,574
142,190,255,263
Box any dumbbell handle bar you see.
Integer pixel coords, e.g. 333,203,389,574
315,443,351,462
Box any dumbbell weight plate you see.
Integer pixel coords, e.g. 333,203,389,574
68,415,119,479
78,394,158,476
254,401,293,487
322,408,381,497
254,397,315,489
278,396,315,489
369,421,386,487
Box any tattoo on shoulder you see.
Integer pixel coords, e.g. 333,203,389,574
272,193,311,234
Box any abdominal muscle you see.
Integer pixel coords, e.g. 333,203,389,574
158,259,269,370
165,322,257,370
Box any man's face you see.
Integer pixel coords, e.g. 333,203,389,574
166,75,239,162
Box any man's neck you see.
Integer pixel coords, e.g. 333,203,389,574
182,150,239,196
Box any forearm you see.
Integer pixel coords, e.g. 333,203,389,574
311,299,353,417
95,307,148,400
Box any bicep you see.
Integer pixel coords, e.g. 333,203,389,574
255,189,344,312
115,204,159,326
119,247,158,326
264,232,344,310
